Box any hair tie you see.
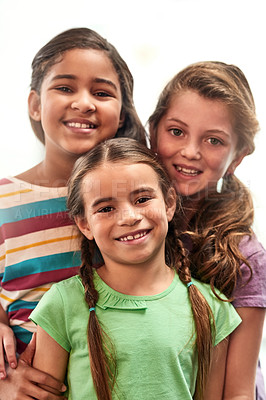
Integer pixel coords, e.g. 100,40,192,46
187,282,193,288
89,307,95,312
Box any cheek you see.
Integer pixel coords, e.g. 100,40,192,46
157,139,174,161
105,103,122,121
41,101,57,124
207,151,234,176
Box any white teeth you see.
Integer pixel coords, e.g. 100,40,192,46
68,122,95,129
119,231,147,242
176,166,199,175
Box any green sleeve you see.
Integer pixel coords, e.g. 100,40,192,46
194,281,242,346
30,283,71,352
212,298,241,346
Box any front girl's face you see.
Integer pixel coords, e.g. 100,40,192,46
154,90,244,199
29,48,124,158
76,162,175,268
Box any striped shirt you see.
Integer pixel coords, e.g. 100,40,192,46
0,177,81,353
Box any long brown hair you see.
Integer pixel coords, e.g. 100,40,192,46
149,61,260,298
67,138,215,400
30,27,146,145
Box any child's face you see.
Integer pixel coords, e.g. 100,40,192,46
29,48,124,158
76,162,176,268
154,90,245,198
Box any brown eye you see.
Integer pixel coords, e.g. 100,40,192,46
136,197,151,204
98,206,114,213
55,86,72,93
171,128,183,137
208,137,222,145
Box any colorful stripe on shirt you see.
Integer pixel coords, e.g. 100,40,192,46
0,177,81,353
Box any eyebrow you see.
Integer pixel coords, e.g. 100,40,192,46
91,187,157,208
92,197,115,208
205,129,231,137
51,75,118,91
167,117,188,127
130,187,157,196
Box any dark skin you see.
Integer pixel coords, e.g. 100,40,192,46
0,334,67,400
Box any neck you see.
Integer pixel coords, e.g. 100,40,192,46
15,151,79,187
97,253,174,296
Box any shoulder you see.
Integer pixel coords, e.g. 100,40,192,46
191,279,233,314
48,275,84,297
239,234,266,259
192,279,227,302
31,276,83,318
39,276,83,306
0,177,19,197
238,234,266,283
232,234,266,307
191,279,241,345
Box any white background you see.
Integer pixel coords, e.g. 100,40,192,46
0,0,265,377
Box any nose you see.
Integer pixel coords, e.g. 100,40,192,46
117,205,142,226
180,139,201,160
71,91,96,113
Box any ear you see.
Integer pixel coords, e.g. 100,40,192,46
165,187,177,222
118,111,125,128
28,90,41,121
226,149,248,175
74,216,94,241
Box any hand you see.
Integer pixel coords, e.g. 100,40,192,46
0,322,17,378
0,334,67,400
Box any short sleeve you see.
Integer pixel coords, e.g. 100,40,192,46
30,283,71,352
212,296,242,346
194,281,242,346
232,235,266,308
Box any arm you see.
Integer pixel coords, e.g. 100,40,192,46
33,325,69,391
0,333,67,400
0,303,17,377
223,307,265,400
204,338,229,400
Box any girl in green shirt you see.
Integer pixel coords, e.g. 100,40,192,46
31,138,241,400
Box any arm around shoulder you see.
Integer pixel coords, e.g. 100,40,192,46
0,304,17,378
204,338,229,400
223,307,265,400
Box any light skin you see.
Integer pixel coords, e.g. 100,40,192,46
77,163,176,295
0,48,125,398
32,162,230,399
154,90,245,199
153,89,265,399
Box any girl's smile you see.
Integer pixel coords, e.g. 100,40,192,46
116,229,151,242
155,90,244,198
76,162,175,269
29,48,124,161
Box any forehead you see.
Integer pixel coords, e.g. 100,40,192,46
81,163,161,199
163,90,235,132
43,48,120,85
168,90,230,115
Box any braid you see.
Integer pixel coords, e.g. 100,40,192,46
168,220,215,400
79,237,116,400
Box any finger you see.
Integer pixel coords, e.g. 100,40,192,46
20,381,67,400
0,341,7,379
29,383,67,399
9,377,66,400
3,335,17,369
19,333,36,365
18,361,67,393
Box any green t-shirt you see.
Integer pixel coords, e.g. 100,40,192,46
30,272,241,399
